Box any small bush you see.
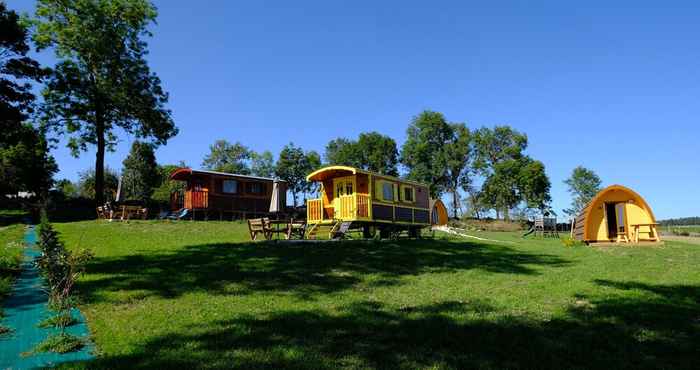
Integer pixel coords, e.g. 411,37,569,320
561,237,583,247
672,228,691,237
37,313,77,329
28,333,85,355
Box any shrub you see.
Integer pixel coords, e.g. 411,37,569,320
34,211,92,355
561,237,583,247
26,333,85,355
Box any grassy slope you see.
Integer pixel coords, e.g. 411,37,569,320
0,224,25,315
53,221,700,369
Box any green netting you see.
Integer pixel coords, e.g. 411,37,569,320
0,225,94,368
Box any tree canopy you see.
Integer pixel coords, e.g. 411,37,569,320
325,132,399,176
0,2,56,197
77,167,119,201
28,0,177,205
250,150,275,178
202,140,251,174
121,141,159,202
400,111,454,198
563,166,602,218
275,143,321,207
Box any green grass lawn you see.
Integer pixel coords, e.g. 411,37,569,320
0,223,25,319
50,220,700,369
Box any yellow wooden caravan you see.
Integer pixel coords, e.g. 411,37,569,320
572,185,661,244
306,166,433,238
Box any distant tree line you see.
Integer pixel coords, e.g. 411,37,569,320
197,110,554,220
658,217,700,226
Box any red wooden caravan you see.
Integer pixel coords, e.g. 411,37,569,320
169,168,285,219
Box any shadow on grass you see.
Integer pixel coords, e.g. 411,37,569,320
60,280,700,369
76,239,570,302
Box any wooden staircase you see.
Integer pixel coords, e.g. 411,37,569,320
306,220,353,240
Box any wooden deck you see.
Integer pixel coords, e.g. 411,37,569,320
588,241,665,247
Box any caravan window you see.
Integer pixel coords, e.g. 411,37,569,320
247,182,265,194
382,182,394,201
222,180,238,194
402,186,415,202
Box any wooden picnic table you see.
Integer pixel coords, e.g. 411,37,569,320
268,220,290,240
630,223,660,243
119,205,148,221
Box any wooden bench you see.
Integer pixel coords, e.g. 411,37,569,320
248,218,272,241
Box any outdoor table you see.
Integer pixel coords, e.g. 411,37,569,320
630,223,660,243
268,220,289,240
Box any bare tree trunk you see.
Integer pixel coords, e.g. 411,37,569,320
95,118,105,206
451,189,460,219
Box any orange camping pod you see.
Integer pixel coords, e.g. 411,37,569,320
430,199,448,226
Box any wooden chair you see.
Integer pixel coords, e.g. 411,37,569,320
616,231,630,243
286,219,307,240
248,218,272,241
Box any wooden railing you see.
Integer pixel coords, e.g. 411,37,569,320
308,194,370,222
184,190,209,209
307,198,323,222
356,194,369,218
337,194,370,221
337,195,355,220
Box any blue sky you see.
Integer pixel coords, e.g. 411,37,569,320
11,0,700,219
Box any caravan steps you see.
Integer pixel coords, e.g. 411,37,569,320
306,221,353,240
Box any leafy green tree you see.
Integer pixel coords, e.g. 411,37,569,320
480,157,551,219
28,0,178,206
563,166,602,218
443,123,472,218
0,2,56,197
473,126,528,173
53,179,78,199
202,140,251,174
518,159,552,213
275,143,321,207
121,141,159,203
151,163,186,207
325,132,399,176
250,150,275,178
480,160,521,219
400,111,454,197
77,167,119,201
325,138,362,168
356,132,399,176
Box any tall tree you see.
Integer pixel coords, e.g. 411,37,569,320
151,162,186,207
472,126,530,218
325,138,362,168
121,141,159,203
324,132,399,176
275,143,321,207
443,123,472,218
0,2,56,197
356,132,399,176
564,166,602,218
400,111,454,198
250,150,275,178
78,167,119,201
473,126,528,173
518,158,552,213
202,140,251,174
28,0,178,206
